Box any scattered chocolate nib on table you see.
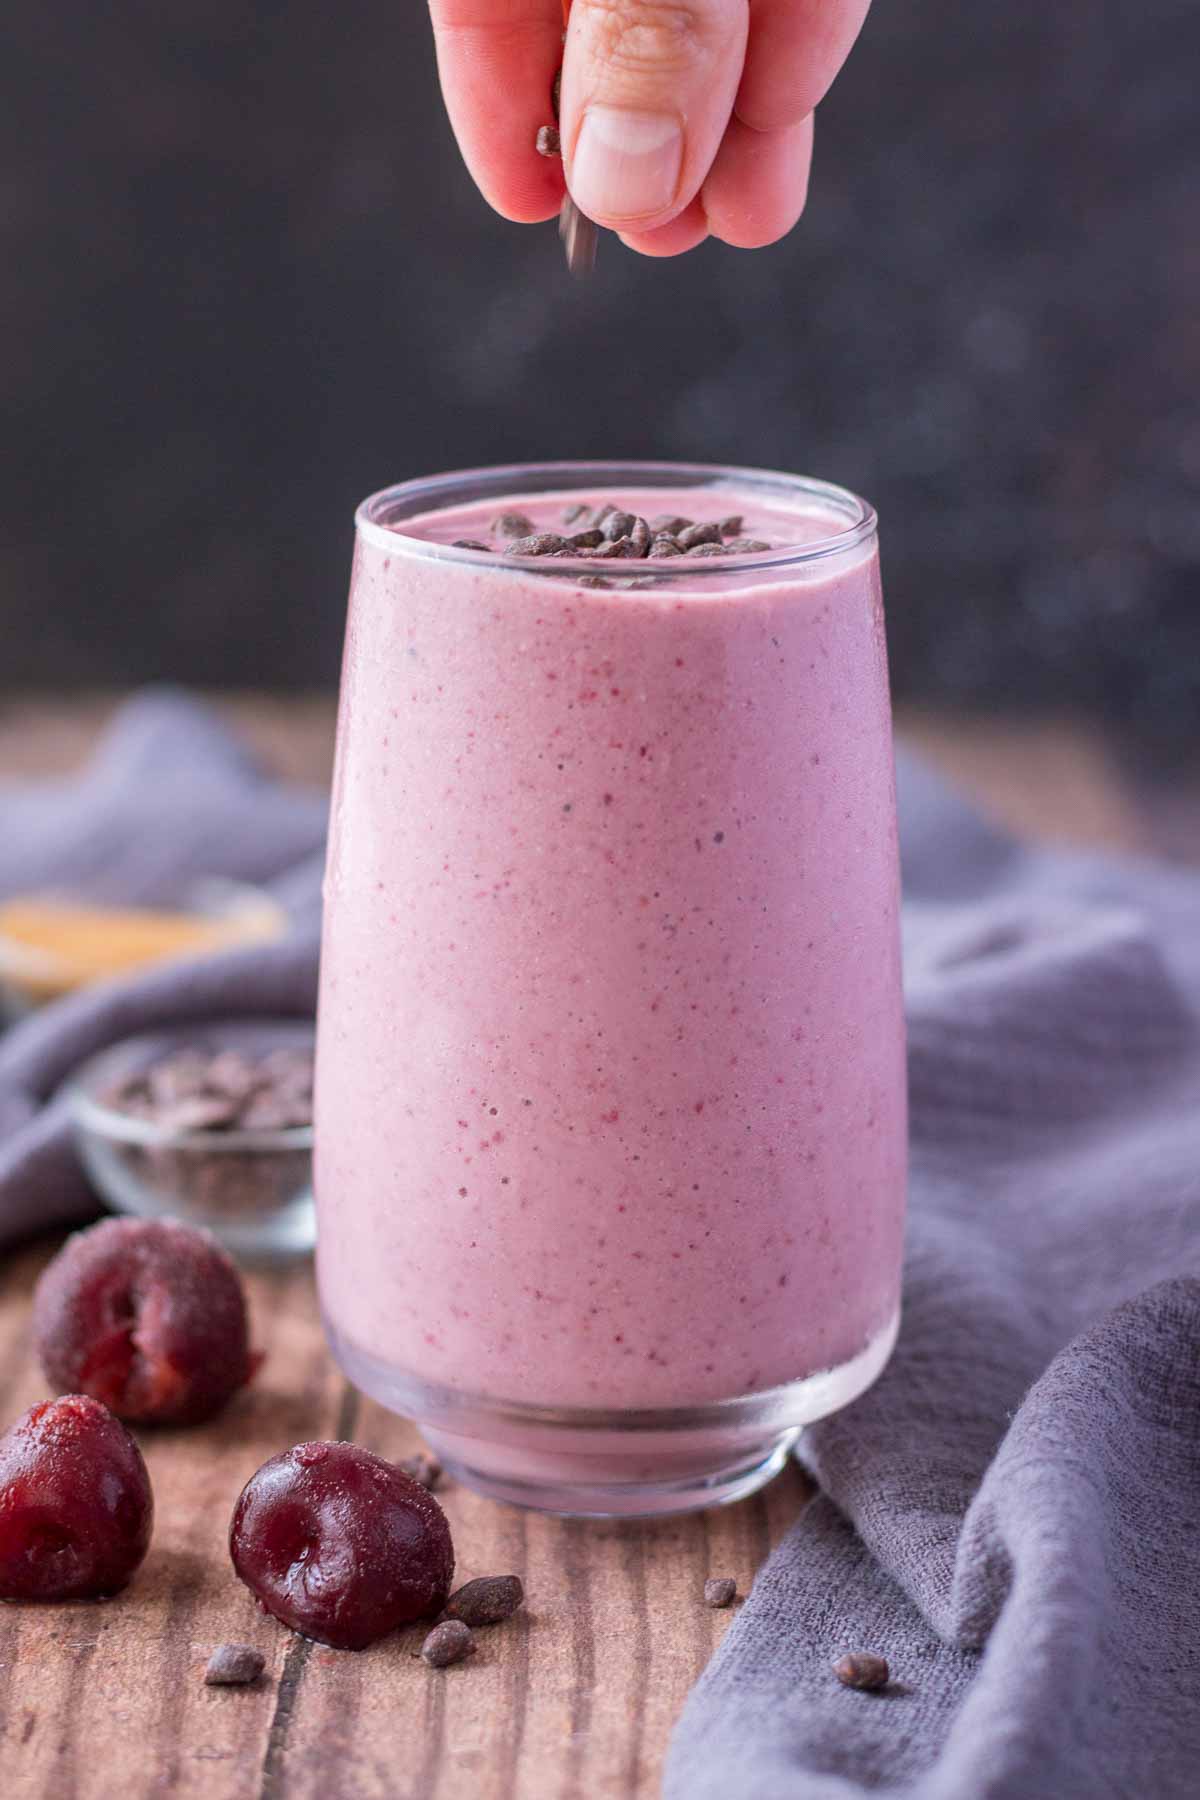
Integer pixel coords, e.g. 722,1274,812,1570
422,1620,475,1668
417,1575,524,1670
204,1644,266,1687
703,1577,738,1609
444,1574,525,1627
398,1451,443,1491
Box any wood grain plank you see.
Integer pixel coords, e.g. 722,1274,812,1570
896,709,1151,854
0,696,335,791
0,1242,804,1800
0,1253,346,1800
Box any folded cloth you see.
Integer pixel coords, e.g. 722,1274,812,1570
0,692,327,1244
667,758,1200,1797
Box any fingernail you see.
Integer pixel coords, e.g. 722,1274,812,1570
570,107,682,223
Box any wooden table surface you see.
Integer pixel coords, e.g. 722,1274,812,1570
0,696,1196,1800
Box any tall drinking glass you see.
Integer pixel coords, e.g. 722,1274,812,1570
316,462,906,1516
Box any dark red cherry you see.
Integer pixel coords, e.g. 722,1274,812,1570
0,1395,153,1600
229,1441,454,1650
33,1217,256,1426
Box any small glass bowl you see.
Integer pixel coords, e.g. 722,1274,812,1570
68,1019,315,1261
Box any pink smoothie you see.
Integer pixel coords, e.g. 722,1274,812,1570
316,481,906,1420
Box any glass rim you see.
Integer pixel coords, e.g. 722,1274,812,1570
355,459,877,576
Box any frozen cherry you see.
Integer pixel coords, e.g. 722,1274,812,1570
33,1217,256,1427
0,1395,153,1600
229,1442,454,1650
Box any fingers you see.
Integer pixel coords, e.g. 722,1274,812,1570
737,0,871,132
621,114,811,256
427,0,860,259
428,0,566,222
559,0,749,232
617,196,710,256
701,112,813,247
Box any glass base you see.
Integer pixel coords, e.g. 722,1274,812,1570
324,1307,899,1518
428,1428,802,1518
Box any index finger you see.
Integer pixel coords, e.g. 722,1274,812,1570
736,0,872,133
429,0,566,222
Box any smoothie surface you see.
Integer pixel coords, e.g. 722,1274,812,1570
385,486,856,560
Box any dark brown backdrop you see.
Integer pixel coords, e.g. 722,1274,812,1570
2,1,1198,750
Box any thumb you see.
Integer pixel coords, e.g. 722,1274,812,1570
560,0,749,232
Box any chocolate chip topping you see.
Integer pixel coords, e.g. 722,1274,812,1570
601,509,636,541
507,532,571,557
587,537,639,559
676,521,722,549
486,500,775,566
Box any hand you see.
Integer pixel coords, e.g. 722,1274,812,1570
429,0,872,257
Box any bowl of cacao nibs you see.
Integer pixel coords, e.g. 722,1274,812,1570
68,1020,315,1259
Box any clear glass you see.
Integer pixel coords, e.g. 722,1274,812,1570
71,1020,315,1261
316,461,906,1515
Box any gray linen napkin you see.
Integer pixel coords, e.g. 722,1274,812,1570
0,692,326,1242
667,758,1200,1798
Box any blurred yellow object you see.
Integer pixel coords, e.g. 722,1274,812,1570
0,891,284,1008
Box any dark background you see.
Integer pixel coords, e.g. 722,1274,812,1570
3,1,1198,751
